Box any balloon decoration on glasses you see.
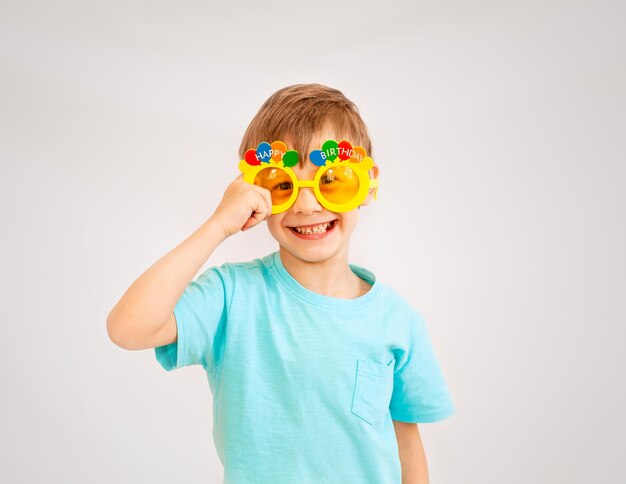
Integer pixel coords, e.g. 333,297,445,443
238,139,379,214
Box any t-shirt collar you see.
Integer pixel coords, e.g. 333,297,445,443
266,250,381,310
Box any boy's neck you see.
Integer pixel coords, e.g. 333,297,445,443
278,246,372,299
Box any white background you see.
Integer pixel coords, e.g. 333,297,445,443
1,1,624,482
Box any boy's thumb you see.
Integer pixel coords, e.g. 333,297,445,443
241,215,260,232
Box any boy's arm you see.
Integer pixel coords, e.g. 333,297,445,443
393,420,429,484
106,174,272,351
106,216,228,350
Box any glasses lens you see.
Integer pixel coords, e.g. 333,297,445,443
318,165,360,204
254,167,293,206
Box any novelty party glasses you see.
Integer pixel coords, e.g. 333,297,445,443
238,140,379,214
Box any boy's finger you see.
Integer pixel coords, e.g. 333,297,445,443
242,194,270,231
242,210,265,231
249,185,272,215
259,187,272,215
263,192,272,216
257,191,271,219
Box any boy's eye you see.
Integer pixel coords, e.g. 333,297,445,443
321,173,335,185
272,182,293,191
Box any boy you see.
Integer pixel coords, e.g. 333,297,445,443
107,84,455,484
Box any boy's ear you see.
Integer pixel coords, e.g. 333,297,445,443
359,164,380,208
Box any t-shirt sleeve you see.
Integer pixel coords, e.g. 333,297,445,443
154,264,233,372
389,310,455,423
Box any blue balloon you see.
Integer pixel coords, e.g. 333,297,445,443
256,142,272,163
310,150,326,166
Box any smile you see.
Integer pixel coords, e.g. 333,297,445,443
288,219,338,239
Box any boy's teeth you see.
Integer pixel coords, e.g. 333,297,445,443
294,221,332,234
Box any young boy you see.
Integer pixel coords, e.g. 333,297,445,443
107,84,455,484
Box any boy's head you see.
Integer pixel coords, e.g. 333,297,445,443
239,84,372,166
239,84,379,264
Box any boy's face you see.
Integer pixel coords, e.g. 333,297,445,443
265,131,379,265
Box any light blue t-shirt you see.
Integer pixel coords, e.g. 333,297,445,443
154,251,454,483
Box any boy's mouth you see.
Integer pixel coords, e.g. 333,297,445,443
288,219,338,236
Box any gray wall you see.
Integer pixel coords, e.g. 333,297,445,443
1,1,624,482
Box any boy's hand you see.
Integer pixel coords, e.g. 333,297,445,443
211,174,273,238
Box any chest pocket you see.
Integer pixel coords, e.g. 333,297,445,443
351,358,395,425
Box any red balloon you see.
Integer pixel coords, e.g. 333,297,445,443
337,140,353,160
244,149,260,165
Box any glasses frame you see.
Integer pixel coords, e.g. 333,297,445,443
238,159,379,214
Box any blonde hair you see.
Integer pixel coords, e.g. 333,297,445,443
239,84,372,166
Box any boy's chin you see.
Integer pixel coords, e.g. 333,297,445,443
279,244,345,264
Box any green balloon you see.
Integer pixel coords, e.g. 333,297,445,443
322,139,338,161
282,150,299,167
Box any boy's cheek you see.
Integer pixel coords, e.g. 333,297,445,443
265,216,282,232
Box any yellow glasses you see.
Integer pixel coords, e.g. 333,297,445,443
238,139,379,214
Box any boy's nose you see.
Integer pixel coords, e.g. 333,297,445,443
292,186,322,215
